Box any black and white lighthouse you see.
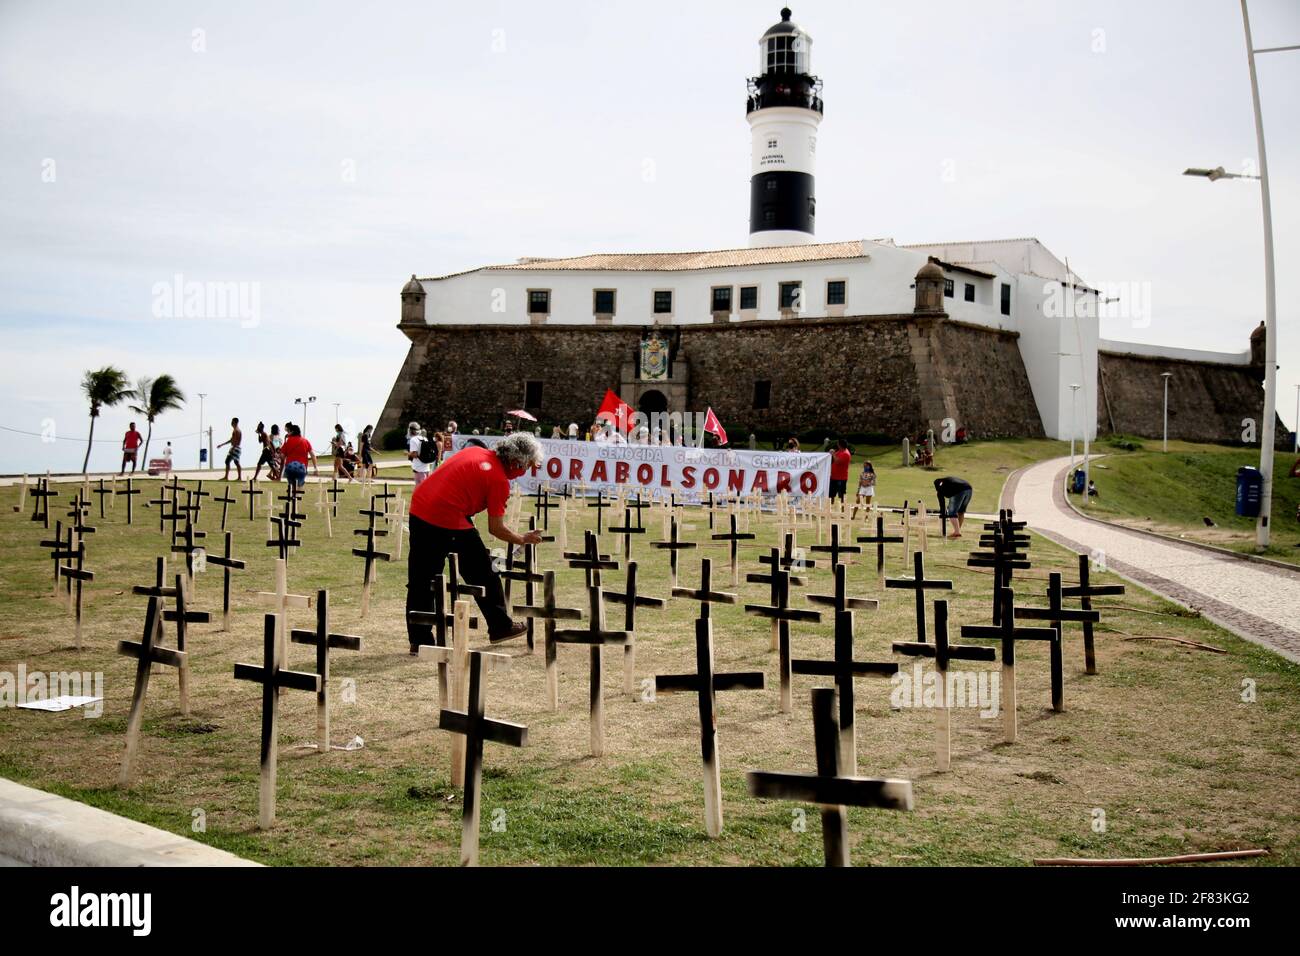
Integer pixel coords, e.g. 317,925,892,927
747,8,823,247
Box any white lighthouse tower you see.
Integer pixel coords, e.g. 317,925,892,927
747,7,823,248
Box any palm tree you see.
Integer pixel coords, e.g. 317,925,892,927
128,374,186,463
80,366,134,474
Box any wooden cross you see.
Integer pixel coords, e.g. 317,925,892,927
372,482,397,511
117,595,186,786
653,516,696,589
710,511,755,587
757,531,818,575
234,614,322,828
746,687,914,867
131,556,177,602
625,490,652,530
514,570,583,710
445,552,486,631
440,649,527,866
532,486,559,532
160,574,208,715
409,574,455,702
1012,571,1099,713
857,515,904,580
603,560,666,697
92,478,112,518
256,558,313,663
29,477,57,528
609,508,646,562
211,486,236,531
115,477,141,525
552,583,630,756
885,551,953,643
1062,553,1124,675
11,473,27,514
587,492,614,535
791,606,896,771
744,567,822,713
672,556,737,622
290,590,362,753
706,490,717,531
959,587,1058,743
810,523,861,568
266,516,301,562
351,520,392,619
39,520,71,598
500,528,543,654
170,517,206,584
206,531,246,631
747,546,807,654
59,541,94,650
146,488,171,535
807,562,879,614
242,479,264,521
565,530,619,588
893,599,997,771
967,527,1032,624
655,614,765,837
325,478,346,517
279,491,307,543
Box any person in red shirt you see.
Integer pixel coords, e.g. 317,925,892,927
407,432,543,652
828,438,853,500
279,423,318,488
121,423,143,475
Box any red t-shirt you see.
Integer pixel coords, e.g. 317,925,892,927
410,445,510,530
123,430,142,450
281,435,312,466
831,449,852,481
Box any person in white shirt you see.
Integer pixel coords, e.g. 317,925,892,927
407,421,430,487
568,422,579,440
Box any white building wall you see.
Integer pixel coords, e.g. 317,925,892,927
1014,276,1100,441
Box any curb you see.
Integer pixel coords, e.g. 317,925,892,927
0,777,261,867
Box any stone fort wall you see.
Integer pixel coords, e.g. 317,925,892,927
378,314,1046,441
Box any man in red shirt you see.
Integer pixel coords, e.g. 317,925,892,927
407,432,543,653
121,423,143,475
828,438,852,500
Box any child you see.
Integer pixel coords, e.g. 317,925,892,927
853,460,876,518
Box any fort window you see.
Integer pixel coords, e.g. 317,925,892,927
711,286,733,313
528,289,550,314
740,285,758,310
943,279,954,298
779,281,803,312
594,289,616,315
964,283,975,303
524,380,543,409
753,380,772,410
826,280,846,306
1000,283,1011,316
653,290,674,314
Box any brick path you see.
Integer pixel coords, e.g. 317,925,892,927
1008,456,1300,663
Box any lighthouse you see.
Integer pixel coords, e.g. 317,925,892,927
747,8,823,248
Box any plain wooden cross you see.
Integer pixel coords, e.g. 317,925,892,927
257,557,313,663
29,477,57,529
653,516,696,589
1062,553,1124,675
566,530,618,589
587,492,613,535
116,477,140,525
886,551,953,644
603,560,666,697
857,515,904,581
672,556,738,623
514,570,582,710
747,686,914,867
959,587,1058,743
552,583,630,756
205,531,245,632
162,574,209,716
440,649,527,866
117,595,185,786
290,590,362,753
409,574,455,702
792,607,896,771
351,519,392,619
609,508,646,562
234,614,322,828
711,512,755,587
59,541,94,651
893,599,997,771
242,479,263,521
655,613,765,837
11,473,27,514
1012,571,1099,712
810,522,861,568
744,567,822,713
211,486,236,531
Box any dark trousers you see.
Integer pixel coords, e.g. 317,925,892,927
829,479,847,500
407,515,513,645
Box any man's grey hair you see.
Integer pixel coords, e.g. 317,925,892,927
496,432,543,472
407,421,421,434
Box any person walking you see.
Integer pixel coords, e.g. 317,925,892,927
280,423,318,489
252,422,275,480
217,417,243,481
358,424,375,480
330,424,348,478
406,432,544,653
853,459,876,518
407,421,431,487
121,423,143,475
934,475,973,539
828,438,852,500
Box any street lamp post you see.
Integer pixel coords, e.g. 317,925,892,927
1161,373,1173,453
198,393,207,470
1068,384,1081,469
1294,384,1299,454
1184,2,1296,549
295,396,317,445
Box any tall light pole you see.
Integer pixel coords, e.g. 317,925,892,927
1185,3,1296,548
295,396,317,444
1161,372,1173,452
332,403,342,429
197,392,207,470
1068,383,1081,468
1294,384,1299,454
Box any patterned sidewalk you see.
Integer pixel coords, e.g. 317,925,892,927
1009,456,1300,663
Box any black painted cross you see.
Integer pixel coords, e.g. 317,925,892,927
162,574,209,716
1062,553,1124,675
626,490,652,530
711,511,755,587
603,559,666,697
1012,571,1099,712
792,606,896,772
211,486,236,531
170,517,206,584
967,526,1031,625
893,599,997,770
116,476,141,525
234,614,322,828
744,567,822,713
242,479,264,521
266,516,300,563
59,541,94,651
757,531,818,575
655,613,765,837
256,557,313,663
131,556,177,602
206,531,246,631
748,546,807,654
92,478,113,519
565,530,618,589
672,556,737,622
885,551,953,643
609,508,646,562
857,515,904,581
653,516,697,589
746,686,914,867
290,590,362,753
959,587,1057,743
587,492,614,536
29,477,57,529
500,527,543,654
514,569,583,711
532,486,559,532
117,594,186,786
440,649,528,866
552,583,630,756
810,522,861,569
807,562,879,615
39,520,72,599
325,478,345,517
147,488,171,535
351,517,392,619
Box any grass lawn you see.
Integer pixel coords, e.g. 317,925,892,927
1,462,1296,866
1080,438,1300,565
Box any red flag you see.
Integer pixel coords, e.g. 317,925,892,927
595,389,635,433
703,407,728,446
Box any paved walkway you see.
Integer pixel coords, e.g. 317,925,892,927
1007,456,1300,663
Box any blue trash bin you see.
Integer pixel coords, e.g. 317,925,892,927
1071,469,1086,495
199,448,208,465
1235,466,1262,518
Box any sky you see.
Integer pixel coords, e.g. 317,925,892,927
1,0,1297,474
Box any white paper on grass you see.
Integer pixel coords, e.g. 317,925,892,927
17,695,103,712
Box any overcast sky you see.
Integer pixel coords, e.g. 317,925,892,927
1,0,1297,473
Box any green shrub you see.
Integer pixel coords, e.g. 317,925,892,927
380,427,406,451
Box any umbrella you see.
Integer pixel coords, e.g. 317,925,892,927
506,409,538,422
